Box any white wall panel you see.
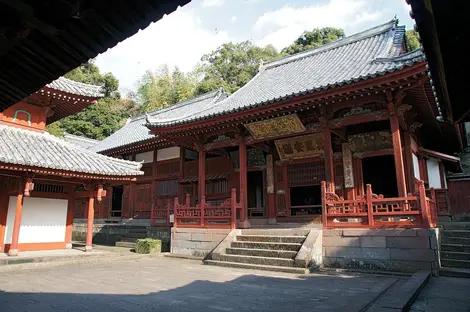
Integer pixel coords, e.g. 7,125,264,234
427,158,442,188
4,197,67,244
135,150,154,163
412,154,420,180
157,147,180,161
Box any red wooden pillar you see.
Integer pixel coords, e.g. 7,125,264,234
238,139,250,228
266,154,276,224
198,149,206,226
403,131,415,194
390,114,407,197
323,128,335,192
65,189,75,249
8,188,24,256
85,192,94,252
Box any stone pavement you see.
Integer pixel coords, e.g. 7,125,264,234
410,276,470,312
0,257,400,312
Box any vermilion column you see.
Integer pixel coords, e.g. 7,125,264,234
238,139,250,228
198,149,206,203
8,190,24,256
65,190,75,249
323,128,335,191
266,154,276,224
85,193,94,252
390,114,407,197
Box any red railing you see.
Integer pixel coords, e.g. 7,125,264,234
173,188,240,229
427,188,451,216
322,180,438,229
150,199,174,226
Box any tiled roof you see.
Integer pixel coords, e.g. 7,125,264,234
46,77,105,98
147,19,425,128
63,133,101,150
91,89,227,153
0,125,143,177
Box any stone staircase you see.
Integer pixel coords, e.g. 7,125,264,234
440,223,470,269
115,226,147,248
204,229,322,274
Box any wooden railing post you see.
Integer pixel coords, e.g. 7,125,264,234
166,199,170,226
430,188,437,227
200,195,205,227
366,184,374,227
231,188,237,229
417,180,429,228
321,181,327,228
174,197,179,228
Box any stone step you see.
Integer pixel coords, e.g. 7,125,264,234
115,241,136,248
441,237,470,245
439,267,470,279
120,237,138,243
440,222,470,230
441,258,470,269
442,230,470,238
441,251,470,261
441,244,470,253
226,247,297,259
240,229,311,236
231,241,302,251
219,254,295,267
236,235,305,244
122,233,147,238
203,260,308,274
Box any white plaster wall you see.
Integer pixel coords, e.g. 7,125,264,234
157,147,180,161
412,153,420,180
427,158,442,188
135,150,154,163
4,197,68,244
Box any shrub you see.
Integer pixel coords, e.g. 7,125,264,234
135,238,162,254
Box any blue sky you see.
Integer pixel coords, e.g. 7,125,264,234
95,0,414,92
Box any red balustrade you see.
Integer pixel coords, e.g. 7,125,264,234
173,188,240,229
150,198,174,226
322,180,438,229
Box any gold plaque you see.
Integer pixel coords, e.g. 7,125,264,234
275,134,324,160
245,114,306,140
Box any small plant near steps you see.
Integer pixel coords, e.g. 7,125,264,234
204,229,322,274
135,238,162,254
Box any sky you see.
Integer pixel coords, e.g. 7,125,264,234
95,0,414,92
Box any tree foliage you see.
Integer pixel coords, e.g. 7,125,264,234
406,30,420,51
47,61,139,140
196,41,279,94
282,27,345,55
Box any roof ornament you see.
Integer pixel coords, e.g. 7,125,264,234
258,59,265,72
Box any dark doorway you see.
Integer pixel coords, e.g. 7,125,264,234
111,186,123,217
362,155,398,197
247,171,264,217
290,185,322,215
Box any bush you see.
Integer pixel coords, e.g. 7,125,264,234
135,238,162,254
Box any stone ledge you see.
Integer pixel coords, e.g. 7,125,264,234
342,229,419,237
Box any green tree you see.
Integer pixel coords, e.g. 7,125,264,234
196,41,280,94
47,61,138,140
282,27,345,55
406,30,420,51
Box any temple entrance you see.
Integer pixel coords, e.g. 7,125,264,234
111,186,123,217
247,171,265,217
290,185,322,216
362,155,398,198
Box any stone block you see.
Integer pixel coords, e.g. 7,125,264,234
390,249,437,261
191,233,213,242
386,236,430,249
416,229,431,237
172,239,197,249
171,246,193,256
211,234,229,243
325,246,363,258
343,229,417,237
195,241,219,250
360,236,386,248
323,229,343,237
323,256,432,272
173,233,191,241
361,247,390,260
323,236,360,247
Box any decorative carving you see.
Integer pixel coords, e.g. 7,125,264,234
342,143,354,188
277,193,287,216
348,131,393,153
410,121,423,132
220,198,232,208
343,107,372,117
325,192,341,202
305,122,321,132
275,133,324,160
396,104,412,116
215,135,231,141
245,114,306,139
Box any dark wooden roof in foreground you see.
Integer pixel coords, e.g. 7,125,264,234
0,0,190,111
408,0,470,123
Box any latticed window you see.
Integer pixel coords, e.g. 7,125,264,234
35,183,65,193
157,180,178,196
287,162,325,186
206,179,229,195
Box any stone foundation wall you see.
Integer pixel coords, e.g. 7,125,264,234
323,228,441,276
73,224,171,251
171,228,231,257
74,218,151,226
